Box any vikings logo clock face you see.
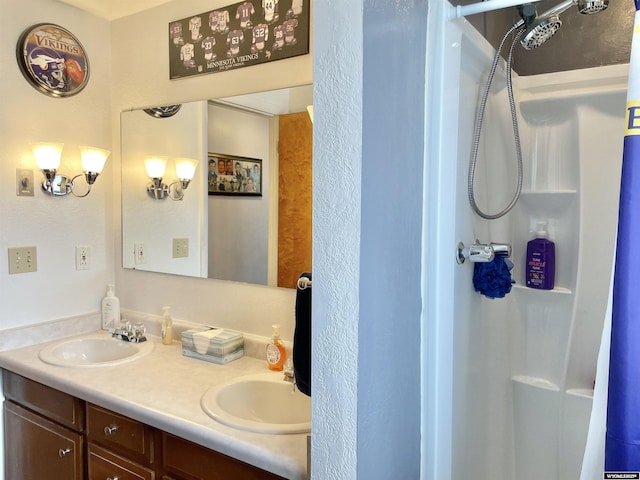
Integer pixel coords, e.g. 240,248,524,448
143,105,183,118
16,23,90,98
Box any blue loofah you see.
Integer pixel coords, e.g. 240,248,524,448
473,256,515,299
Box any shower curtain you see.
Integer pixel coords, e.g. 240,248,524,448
582,0,640,475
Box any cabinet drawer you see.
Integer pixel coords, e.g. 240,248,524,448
88,443,155,480
162,433,285,480
4,400,83,480
3,370,84,432
87,404,155,464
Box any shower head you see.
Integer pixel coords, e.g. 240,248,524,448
576,0,608,14
521,14,562,50
517,0,608,50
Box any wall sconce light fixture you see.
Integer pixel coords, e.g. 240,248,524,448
145,156,198,201
32,143,110,197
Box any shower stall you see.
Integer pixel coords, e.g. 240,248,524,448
425,2,628,478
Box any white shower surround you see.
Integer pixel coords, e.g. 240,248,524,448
437,15,627,480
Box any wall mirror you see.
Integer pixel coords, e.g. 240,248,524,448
121,84,312,289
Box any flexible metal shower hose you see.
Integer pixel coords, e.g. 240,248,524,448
468,23,525,220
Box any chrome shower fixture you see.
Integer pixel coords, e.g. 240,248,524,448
517,0,609,50
450,0,607,21
467,0,608,218
576,0,609,14
521,13,562,50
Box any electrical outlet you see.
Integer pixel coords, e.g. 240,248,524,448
75,246,90,270
172,238,189,258
134,242,146,264
8,246,37,274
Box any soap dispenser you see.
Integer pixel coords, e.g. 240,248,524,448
161,306,173,345
101,284,120,330
266,324,286,371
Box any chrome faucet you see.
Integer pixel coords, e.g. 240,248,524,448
283,359,296,392
283,369,295,383
112,321,147,343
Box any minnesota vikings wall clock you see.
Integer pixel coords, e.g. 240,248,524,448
143,105,183,118
16,23,90,98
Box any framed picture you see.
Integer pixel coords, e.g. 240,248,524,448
168,0,310,80
207,153,262,196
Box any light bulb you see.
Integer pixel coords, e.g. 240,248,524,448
175,158,198,181
144,156,167,178
80,146,110,174
32,142,63,171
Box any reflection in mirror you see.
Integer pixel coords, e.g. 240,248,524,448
121,85,312,289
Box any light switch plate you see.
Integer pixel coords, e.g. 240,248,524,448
172,238,189,258
8,246,37,274
16,169,34,196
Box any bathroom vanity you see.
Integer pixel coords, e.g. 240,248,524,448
0,330,307,479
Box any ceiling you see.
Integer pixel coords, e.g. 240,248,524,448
56,0,173,21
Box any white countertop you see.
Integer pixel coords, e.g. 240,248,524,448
0,329,307,480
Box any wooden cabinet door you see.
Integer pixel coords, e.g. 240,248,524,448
88,443,155,480
162,433,285,480
4,401,83,480
277,111,313,289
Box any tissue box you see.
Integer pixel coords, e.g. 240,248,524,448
181,327,244,365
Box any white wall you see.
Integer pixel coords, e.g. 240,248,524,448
311,0,361,476
207,104,269,285
0,0,112,329
448,25,517,479
313,0,426,478
111,0,311,339
0,2,111,476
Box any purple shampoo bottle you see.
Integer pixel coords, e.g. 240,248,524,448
525,221,555,290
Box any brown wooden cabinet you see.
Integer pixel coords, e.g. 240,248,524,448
162,433,284,480
4,401,84,480
87,443,156,480
86,403,159,480
3,371,287,480
4,370,85,480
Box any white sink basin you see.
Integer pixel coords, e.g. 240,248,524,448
201,373,311,434
39,333,154,368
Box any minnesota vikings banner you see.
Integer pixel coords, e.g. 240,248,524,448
169,0,309,80
605,0,640,473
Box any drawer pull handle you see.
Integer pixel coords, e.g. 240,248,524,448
106,477,119,480
104,424,118,436
58,448,71,457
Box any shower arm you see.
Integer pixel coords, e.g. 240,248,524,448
449,0,575,20
449,0,543,20
536,0,575,17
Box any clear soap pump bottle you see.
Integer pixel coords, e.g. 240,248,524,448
161,306,173,345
